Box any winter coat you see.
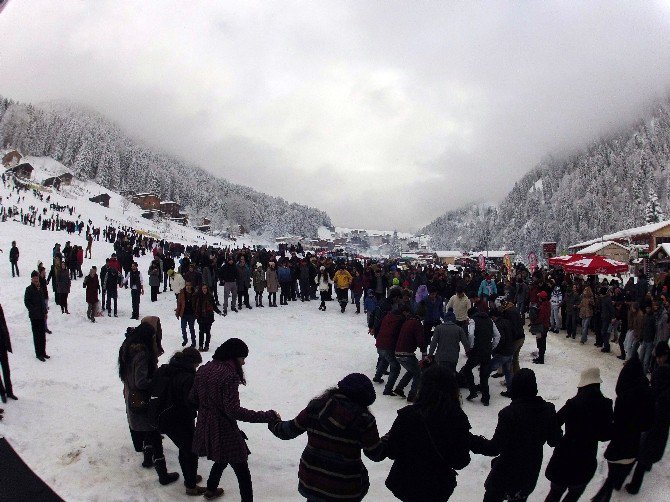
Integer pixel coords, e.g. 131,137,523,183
478,279,497,298
419,296,444,324
655,307,669,344
194,291,220,322
277,266,292,283
351,275,364,296
472,394,561,499
83,274,100,304
170,272,186,294
175,289,197,318
493,317,516,357
9,246,19,263
122,344,154,431
550,287,563,307
446,294,470,322
385,403,471,502
545,384,613,486
252,268,266,292
628,309,644,340
0,305,13,354
235,263,251,290
56,271,71,295
579,288,594,318
641,312,657,343
600,296,615,324
429,321,469,364
316,274,332,292
501,305,524,341
333,269,353,290
471,311,495,357
201,266,216,289
148,265,161,287
104,268,121,296
604,356,654,462
152,356,198,433
190,360,274,463
24,284,46,319
637,365,670,466
265,268,279,293
376,311,405,351
395,316,427,356
269,391,385,502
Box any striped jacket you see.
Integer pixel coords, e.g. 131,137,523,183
269,392,385,501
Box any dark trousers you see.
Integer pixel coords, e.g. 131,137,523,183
423,321,439,345
10,262,18,277
150,286,158,302
0,349,13,397
207,461,252,501
131,289,140,318
565,311,577,338
106,295,117,315
238,289,251,308
461,352,491,399
181,315,196,344
537,334,547,361
300,281,310,301
140,429,164,461
544,482,587,502
268,292,277,306
163,272,169,291
198,319,213,348
319,290,328,309
279,283,290,304
30,317,46,357
60,293,69,312
163,421,199,489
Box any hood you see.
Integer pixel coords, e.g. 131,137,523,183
616,354,649,396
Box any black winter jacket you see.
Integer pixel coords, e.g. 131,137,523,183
24,284,46,319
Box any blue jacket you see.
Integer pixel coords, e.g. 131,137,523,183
421,296,444,324
278,266,292,283
364,295,378,313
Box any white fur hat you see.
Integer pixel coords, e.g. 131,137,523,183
578,367,602,388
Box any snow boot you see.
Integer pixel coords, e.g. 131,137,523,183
154,457,179,485
142,445,154,468
186,486,208,496
591,478,614,502
406,390,417,403
393,388,406,398
204,488,224,500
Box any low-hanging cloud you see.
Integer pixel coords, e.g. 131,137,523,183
1,0,670,231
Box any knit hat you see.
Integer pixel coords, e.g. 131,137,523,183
338,373,376,407
320,266,325,271
392,277,400,286
510,368,538,399
213,338,249,361
256,262,262,268
578,367,602,388
538,291,548,300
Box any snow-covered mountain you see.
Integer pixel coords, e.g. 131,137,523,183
0,97,333,238
422,96,670,257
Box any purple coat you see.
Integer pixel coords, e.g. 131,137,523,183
190,360,273,463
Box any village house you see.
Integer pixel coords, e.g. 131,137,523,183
89,193,111,208
57,173,74,186
569,220,670,254
159,200,181,218
1,150,22,168
131,193,161,210
42,176,62,190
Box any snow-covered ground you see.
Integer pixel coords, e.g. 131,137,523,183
0,170,668,501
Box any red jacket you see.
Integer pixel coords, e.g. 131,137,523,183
375,311,405,351
395,316,427,356
538,301,550,329
108,258,122,273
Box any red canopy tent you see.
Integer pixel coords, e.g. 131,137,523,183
558,255,629,275
547,254,579,267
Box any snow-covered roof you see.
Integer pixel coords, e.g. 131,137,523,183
569,220,670,249
577,240,630,254
160,200,178,205
468,251,515,259
434,250,464,258
650,244,670,259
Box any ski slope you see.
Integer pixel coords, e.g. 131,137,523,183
0,166,668,501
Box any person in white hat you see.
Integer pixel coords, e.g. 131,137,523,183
544,367,613,502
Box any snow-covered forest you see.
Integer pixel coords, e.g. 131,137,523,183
0,97,333,238
422,96,670,256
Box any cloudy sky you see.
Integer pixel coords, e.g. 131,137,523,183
2,1,670,231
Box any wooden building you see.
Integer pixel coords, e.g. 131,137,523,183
576,240,630,263
89,193,111,207
159,201,181,218
7,162,34,179
569,220,670,254
57,173,74,185
42,176,63,190
131,193,161,210
1,150,22,168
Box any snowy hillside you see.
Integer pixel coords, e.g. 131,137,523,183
422,96,670,257
0,97,333,238
0,171,668,501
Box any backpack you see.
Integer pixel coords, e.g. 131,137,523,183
148,365,174,430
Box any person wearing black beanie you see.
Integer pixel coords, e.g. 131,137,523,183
268,373,385,501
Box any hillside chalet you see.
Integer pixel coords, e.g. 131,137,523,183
42,176,63,190
131,193,161,210
159,201,181,218
1,150,22,168
58,173,74,185
89,193,111,207
568,220,670,254
6,162,34,179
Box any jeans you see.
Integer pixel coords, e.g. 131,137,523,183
639,341,654,374
106,294,117,315
461,352,491,399
10,262,18,277
489,354,513,388
223,282,237,313
565,311,577,338
580,316,591,343
601,318,612,351
180,315,196,344
162,419,199,489
207,461,252,501
395,355,421,395
374,349,400,393
550,305,561,330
